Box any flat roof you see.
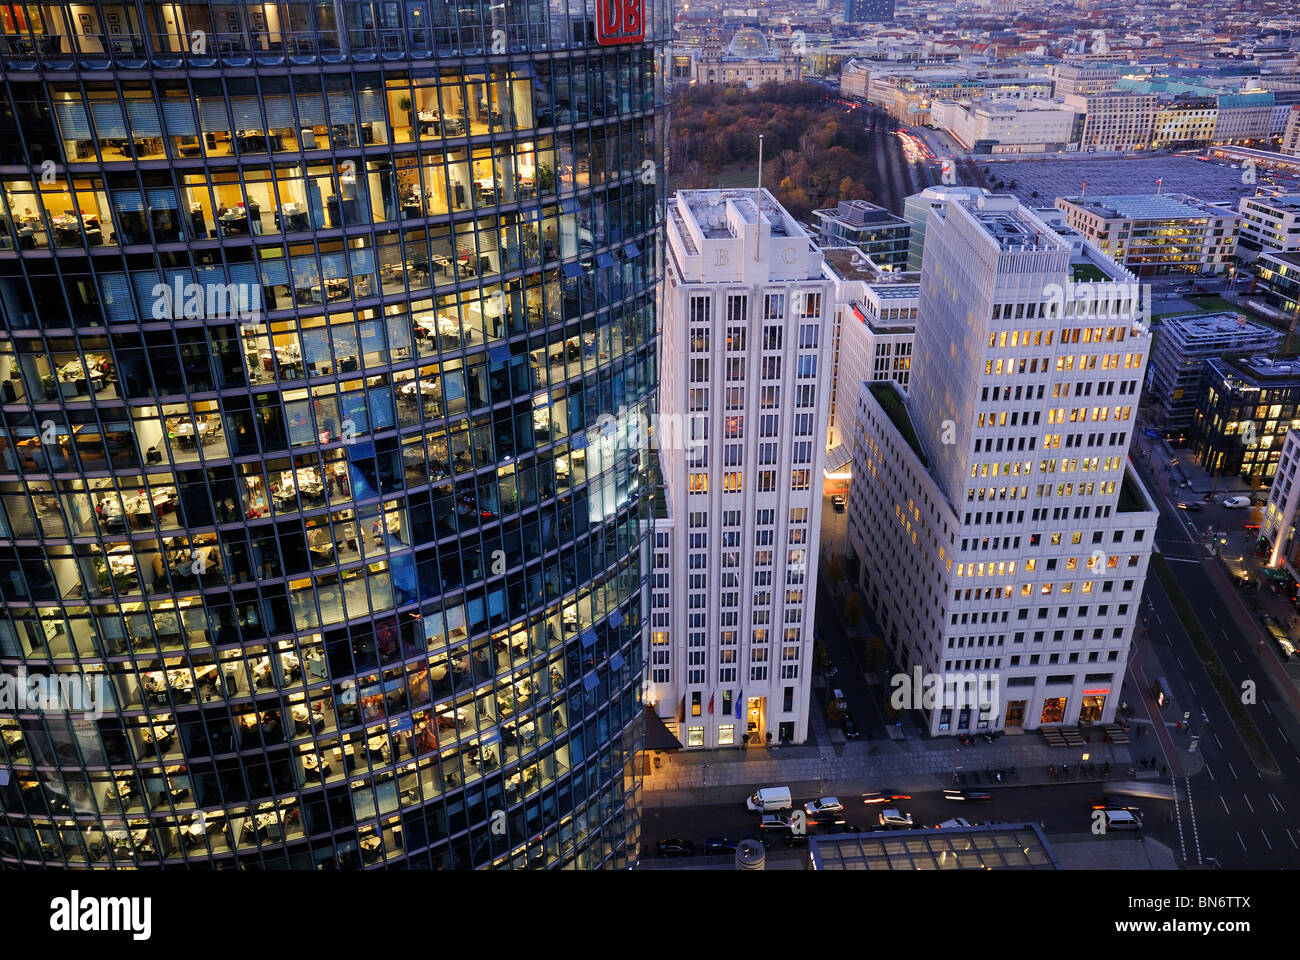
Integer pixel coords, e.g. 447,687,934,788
809,822,1058,870
1161,311,1280,340
1059,193,1237,221
869,381,928,468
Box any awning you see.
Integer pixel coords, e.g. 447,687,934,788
645,706,683,751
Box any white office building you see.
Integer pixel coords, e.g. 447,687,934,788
848,193,1159,734
1237,191,1300,262
651,189,835,748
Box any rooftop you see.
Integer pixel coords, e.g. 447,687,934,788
814,200,909,229
1213,354,1300,384
1162,311,1280,342
809,822,1058,870
1058,193,1238,222
822,246,887,282
869,381,928,468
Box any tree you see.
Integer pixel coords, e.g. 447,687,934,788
842,593,863,626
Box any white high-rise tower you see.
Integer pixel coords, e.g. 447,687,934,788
849,193,1158,734
650,189,834,748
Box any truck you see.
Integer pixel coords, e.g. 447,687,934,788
745,786,793,812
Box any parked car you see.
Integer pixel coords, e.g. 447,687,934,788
703,836,735,856
842,713,861,739
782,830,809,847
936,817,971,828
862,790,912,804
831,495,846,513
657,838,696,857
878,809,914,829
1261,615,1295,658
804,797,845,816
1222,495,1251,509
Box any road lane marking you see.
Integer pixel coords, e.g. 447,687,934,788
1289,829,1299,850
1228,762,1238,779
1237,831,1247,852
1269,793,1286,814
1206,765,1215,781
1243,794,1254,813
1172,777,1188,862
1261,830,1272,851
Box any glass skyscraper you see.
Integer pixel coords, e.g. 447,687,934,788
0,0,664,869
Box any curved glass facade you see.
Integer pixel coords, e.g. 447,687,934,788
0,0,664,869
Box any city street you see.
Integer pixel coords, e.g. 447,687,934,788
1129,437,1300,866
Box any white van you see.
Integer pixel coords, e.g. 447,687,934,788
1103,809,1141,831
746,786,793,812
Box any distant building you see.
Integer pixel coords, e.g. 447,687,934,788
1193,355,1300,482
1237,192,1300,262
1284,106,1300,158
1212,91,1276,145
1150,94,1219,149
902,185,992,271
1064,91,1158,153
930,98,1078,154
844,0,894,22
1054,193,1241,276
693,29,803,88
812,201,911,271
1256,251,1300,319
1049,62,1123,97
1146,313,1282,429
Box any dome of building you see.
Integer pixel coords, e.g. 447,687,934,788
728,28,771,57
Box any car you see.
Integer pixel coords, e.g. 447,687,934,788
1175,501,1202,512
862,790,912,804
804,797,845,816
806,812,847,829
1222,496,1251,509
1097,808,1142,831
702,836,735,856
831,495,846,513
657,838,696,857
758,813,793,831
782,830,809,847
842,713,860,739
943,789,992,802
1261,615,1295,657
878,809,914,829
935,817,971,828
1088,797,1142,817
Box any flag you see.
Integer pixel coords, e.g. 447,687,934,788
708,693,714,715
735,691,743,719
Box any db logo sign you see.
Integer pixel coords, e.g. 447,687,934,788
596,0,644,44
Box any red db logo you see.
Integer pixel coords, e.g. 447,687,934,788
596,0,644,44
